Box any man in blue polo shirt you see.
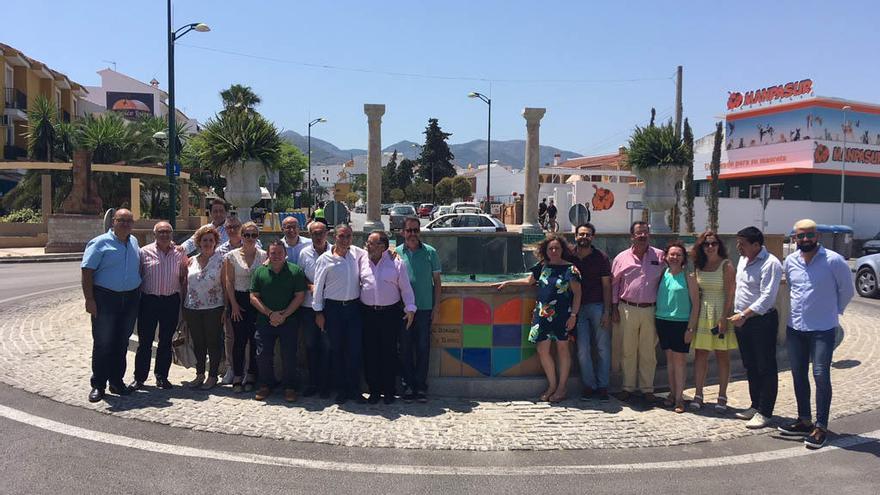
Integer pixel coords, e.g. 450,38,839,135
81,208,142,402
395,216,441,403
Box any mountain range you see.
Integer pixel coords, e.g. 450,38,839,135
279,131,581,168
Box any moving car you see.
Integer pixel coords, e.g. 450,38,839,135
418,203,435,218
854,252,880,298
424,213,506,233
389,204,417,231
862,231,880,256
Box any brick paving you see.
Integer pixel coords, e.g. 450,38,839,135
1,290,878,451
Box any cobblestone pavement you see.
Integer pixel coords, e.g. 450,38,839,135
1,290,878,451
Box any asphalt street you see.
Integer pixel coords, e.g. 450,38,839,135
0,260,879,493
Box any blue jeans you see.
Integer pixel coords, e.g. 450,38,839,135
786,326,836,429
400,310,432,393
324,300,363,397
576,303,610,390
90,287,140,389
255,318,298,389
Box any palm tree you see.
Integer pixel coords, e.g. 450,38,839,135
196,111,281,171
75,112,135,164
219,84,261,116
24,95,58,161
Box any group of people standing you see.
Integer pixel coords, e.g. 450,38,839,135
82,201,441,407
499,218,853,450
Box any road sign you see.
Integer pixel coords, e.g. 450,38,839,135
568,203,590,226
165,162,181,177
626,200,644,210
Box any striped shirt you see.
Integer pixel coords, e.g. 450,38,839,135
140,241,186,296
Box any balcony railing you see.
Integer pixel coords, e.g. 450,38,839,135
3,88,27,111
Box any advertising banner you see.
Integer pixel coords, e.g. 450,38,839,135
106,91,154,120
725,105,880,151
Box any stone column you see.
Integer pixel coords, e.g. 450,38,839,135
521,107,546,234
130,178,141,219
363,104,386,232
60,150,102,215
41,174,52,224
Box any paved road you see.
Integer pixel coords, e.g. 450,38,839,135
1,262,879,493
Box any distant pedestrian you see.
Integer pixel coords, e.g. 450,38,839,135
727,226,782,429
778,219,854,449
395,216,442,403
250,240,307,402
81,208,142,402
182,225,225,390
129,221,186,392
296,221,333,398
611,221,664,404
360,231,417,404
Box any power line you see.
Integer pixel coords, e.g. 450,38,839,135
176,42,673,85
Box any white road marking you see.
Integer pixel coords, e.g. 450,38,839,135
0,285,80,305
1,404,877,476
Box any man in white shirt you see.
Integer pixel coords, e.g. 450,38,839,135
180,198,229,254
312,223,366,404
296,221,332,398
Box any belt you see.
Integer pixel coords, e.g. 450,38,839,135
620,299,655,308
362,302,400,311
326,298,359,306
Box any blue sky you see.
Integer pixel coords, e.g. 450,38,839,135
6,0,879,157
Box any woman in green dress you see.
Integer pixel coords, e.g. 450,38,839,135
496,234,581,403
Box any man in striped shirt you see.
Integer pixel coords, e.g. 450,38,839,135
129,221,187,391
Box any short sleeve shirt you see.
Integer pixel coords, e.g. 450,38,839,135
565,248,611,304
395,242,441,311
81,231,142,292
250,262,307,325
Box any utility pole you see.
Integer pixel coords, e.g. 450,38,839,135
674,65,683,139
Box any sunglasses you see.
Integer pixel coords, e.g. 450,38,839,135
703,241,719,247
242,233,259,239
404,228,420,233
795,232,817,240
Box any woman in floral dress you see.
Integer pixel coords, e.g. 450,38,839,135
496,234,581,402
183,225,225,390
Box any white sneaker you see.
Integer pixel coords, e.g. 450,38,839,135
221,368,235,385
746,412,771,429
735,407,758,420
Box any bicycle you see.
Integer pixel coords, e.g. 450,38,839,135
546,216,559,233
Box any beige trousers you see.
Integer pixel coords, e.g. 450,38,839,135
617,304,658,393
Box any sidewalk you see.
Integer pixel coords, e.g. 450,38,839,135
1,288,878,451
0,247,81,263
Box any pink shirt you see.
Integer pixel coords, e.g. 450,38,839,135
611,246,665,304
359,252,417,312
140,242,186,296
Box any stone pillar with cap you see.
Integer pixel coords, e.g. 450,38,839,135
130,178,141,219
521,107,546,234
363,104,386,232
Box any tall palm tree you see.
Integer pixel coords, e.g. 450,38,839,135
219,84,261,116
24,95,58,161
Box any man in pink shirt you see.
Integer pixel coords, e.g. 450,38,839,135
611,221,665,403
360,231,417,404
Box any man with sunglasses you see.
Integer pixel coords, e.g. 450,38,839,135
777,219,853,449
280,216,311,265
395,217,441,403
728,226,782,429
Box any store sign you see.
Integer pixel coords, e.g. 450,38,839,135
727,79,813,110
814,143,880,165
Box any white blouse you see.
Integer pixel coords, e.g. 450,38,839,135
226,247,267,292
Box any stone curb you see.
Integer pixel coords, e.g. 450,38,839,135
0,254,83,264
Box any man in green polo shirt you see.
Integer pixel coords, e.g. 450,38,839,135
394,216,442,403
250,240,307,402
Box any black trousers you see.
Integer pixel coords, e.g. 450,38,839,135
735,309,779,417
361,303,403,396
134,293,180,383
91,287,140,389
231,291,258,379
300,307,330,392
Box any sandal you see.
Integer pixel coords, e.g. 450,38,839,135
689,395,704,410
715,396,728,412
539,386,556,402
549,393,567,403
674,401,686,414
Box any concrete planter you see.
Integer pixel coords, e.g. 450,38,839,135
638,164,688,233
224,160,264,221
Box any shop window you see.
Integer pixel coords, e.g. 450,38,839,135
749,184,784,200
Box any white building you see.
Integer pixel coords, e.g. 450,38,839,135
83,68,199,133
460,163,525,203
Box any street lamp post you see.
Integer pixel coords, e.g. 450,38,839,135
468,92,491,213
167,0,209,228
840,105,851,224
307,117,327,216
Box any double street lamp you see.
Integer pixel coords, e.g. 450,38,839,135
307,117,327,215
166,0,209,228
468,92,491,213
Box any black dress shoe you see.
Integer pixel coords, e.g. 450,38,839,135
353,393,367,404
367,393,381,404
88,388,104,403
109,383,131,396
155,377,173,390
127,380,144,392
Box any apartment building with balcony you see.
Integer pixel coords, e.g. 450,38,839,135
1,43,88,160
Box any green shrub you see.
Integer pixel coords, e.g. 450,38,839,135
0,208,42,223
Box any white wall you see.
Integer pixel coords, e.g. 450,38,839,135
472,165,524,201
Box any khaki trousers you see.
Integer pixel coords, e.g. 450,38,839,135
617,304,658,393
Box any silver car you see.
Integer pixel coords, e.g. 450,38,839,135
389,204,417,231
854,253,880,298
424,213,506,233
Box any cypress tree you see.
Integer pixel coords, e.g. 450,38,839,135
706,121,722,232
683,118,696,232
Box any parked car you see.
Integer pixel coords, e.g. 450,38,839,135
389,204,417,231
380,204,392,215
854,252,880,298
450,201,480,212
862,232,880,256
354,205,366,214
424,213,506,233
431,205,451,220
418,203,435,218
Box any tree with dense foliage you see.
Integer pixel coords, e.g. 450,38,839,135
389,188,405,203
219,84,261,116
706,122,722,232
434,177,455,204
396,158,415,191
381,150,399,202
24,95,57,162
417,118,456,186
683,118,696,232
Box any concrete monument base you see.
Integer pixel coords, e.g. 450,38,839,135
45,214,104,253
361,219,386,233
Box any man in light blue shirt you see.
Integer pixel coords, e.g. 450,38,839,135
281,216,311,265
778,219,854,449
81,208,142,402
